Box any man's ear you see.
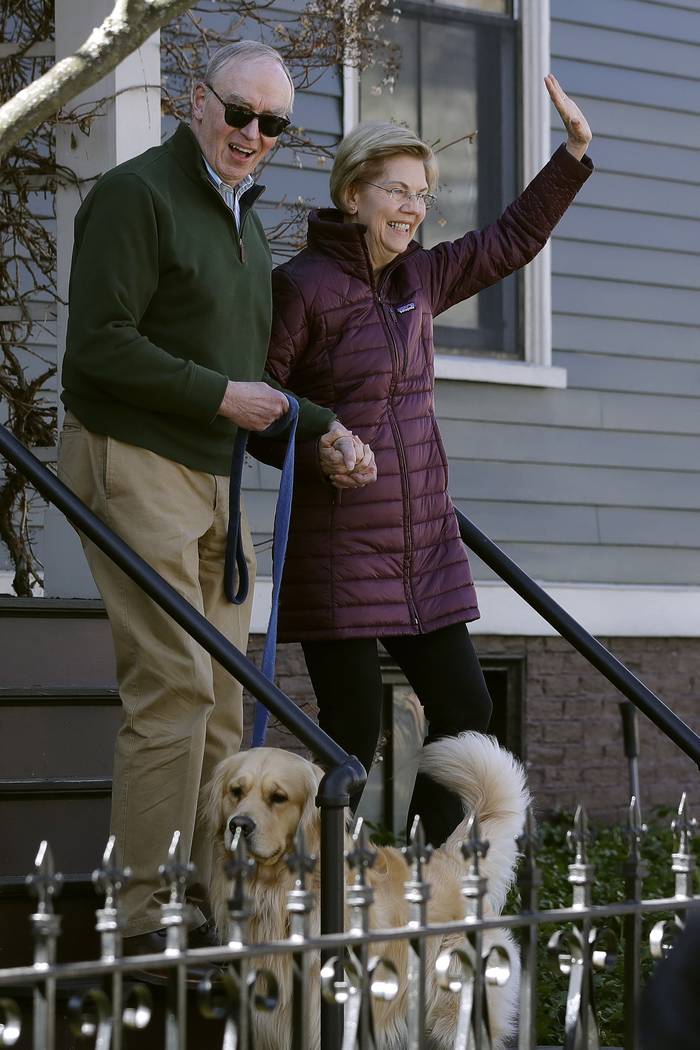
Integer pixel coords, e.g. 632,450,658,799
191,81,207,123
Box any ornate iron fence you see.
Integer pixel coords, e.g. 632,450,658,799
0,796,697,1050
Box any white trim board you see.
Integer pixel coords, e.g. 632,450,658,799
251,578,700,638
3,573,694,638
434,355,566,387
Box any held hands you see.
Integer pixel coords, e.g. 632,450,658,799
218,380,289,431
319,421,377,490
545,73,592,162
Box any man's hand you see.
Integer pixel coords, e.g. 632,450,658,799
545,73,592,161
319,422,377,489
217,380,289,431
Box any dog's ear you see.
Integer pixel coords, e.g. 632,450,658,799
201,757,234,836
298,762,324,856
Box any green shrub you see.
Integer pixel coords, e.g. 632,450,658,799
507,808,700,1047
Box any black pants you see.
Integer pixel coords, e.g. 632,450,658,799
302,623,492,847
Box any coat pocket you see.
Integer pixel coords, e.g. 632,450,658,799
430,415,450,490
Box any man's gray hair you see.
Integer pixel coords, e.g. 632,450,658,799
204,42,295,112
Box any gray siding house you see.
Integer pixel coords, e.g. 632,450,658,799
2,0,699,858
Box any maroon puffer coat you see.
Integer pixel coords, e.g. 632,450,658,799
258,145,592,641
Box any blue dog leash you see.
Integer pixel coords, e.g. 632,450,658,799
225,396,299,746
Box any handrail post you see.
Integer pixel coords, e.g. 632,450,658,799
317,758,365,1050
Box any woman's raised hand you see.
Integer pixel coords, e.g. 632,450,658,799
545,74,592,161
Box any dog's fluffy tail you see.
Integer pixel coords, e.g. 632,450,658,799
418,732,530,913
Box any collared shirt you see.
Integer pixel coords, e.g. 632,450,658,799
203,158,254,230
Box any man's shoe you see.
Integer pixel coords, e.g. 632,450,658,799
123,925,220,988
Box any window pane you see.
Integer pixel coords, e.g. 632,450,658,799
360,15,418,132
361,17,481,332
360,9,517,355
420,19,480,332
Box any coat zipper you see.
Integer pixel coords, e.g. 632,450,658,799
377,292,400,377
359,242,421,628
236,208,249,264
377,260,409,375
377,272,420,628
388,404,421,629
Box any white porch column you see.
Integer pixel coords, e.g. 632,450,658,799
521,0,552,370
44,1,160,597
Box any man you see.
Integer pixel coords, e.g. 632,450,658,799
58,40,373,953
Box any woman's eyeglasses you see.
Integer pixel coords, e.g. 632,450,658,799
205,83,291,138
360,180,437,210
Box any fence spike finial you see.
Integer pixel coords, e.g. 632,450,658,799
626,795,647,858
224,825,256,946
460,810,490,875
26,840,63,914
346,817,377,885
158,829,195,907
92,835,131,911
567,804,591,865
567,804,595,910
285,825,317,891
672,792,696,857
671,791,696,900
403,815,433,882
517,805,539,858
158,830,197,950
225,824,256,886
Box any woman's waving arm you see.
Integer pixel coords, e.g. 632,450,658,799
422,78,593,317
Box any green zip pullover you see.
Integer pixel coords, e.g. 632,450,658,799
62,122,333,474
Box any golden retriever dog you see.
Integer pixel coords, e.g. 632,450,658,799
206,733,529,1049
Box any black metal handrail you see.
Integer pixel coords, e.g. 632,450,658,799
456,508,700,768
0,422,364,1050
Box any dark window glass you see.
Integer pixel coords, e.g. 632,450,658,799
360,2,518,357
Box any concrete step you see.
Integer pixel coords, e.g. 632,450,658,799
0,597,115,690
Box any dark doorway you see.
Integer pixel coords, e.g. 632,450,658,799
373,650,524,837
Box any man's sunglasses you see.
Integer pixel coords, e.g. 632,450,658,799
205,83,291,138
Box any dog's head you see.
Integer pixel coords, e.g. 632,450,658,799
206,747,324,870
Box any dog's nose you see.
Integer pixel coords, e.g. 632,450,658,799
229,814,256,838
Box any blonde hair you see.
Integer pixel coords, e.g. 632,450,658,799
330,122,438,211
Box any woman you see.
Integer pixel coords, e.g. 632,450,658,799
256,76,593,845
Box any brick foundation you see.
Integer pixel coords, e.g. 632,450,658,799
243,634,700,824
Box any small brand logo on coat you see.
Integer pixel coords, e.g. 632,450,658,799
396,302,416,314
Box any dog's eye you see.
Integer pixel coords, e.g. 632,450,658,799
270,792,288,805
229,785,243,800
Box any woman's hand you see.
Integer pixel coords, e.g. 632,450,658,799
545,73,592,161
318,422,377,489
331,441,377,490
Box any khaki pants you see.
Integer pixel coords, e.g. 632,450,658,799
58,414,255,935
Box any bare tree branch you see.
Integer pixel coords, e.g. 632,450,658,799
0,0,194,161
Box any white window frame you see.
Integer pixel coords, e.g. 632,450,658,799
344,0,565,389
